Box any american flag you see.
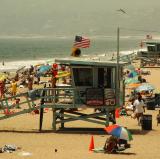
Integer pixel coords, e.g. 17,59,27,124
74,35,90,48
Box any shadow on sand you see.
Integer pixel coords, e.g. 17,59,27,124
0,128,107,134
116,152,136,155
129,128,155,135
0,127,155,135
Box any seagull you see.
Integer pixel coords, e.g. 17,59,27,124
117,9,126,14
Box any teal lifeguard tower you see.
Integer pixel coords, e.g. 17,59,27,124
0,57,126,132
137,40,160,67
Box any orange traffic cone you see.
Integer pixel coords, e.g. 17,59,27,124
89,136,95,151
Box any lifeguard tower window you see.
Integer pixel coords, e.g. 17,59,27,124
73,68,93,86
147,45,156,52
98,68,111,88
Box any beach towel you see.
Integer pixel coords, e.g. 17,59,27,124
93,147,105,153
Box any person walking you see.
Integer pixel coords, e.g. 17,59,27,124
133,93,145,125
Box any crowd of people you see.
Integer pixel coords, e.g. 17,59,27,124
0,63,70,100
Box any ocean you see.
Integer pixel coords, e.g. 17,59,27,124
0,35,144,72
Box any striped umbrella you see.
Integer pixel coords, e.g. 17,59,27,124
104,124,133,141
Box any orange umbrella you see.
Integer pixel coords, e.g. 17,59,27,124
127,83,141,89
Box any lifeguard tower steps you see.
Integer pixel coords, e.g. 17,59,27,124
0,87,115,132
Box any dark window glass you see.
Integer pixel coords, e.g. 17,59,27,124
98,68,112,88
157,44,160,51
148,46,156,52
73,68,93,86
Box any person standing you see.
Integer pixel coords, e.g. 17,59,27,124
133,93,145,125
27,75,33,90
11,80,17,96
0,80,5,99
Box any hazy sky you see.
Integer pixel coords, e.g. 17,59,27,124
0,0,160,37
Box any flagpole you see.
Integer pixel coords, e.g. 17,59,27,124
116,27,120,107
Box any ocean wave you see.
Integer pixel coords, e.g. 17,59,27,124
0,59,55,72
0,34,146,40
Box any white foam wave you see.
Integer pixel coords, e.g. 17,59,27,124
0,59,55,72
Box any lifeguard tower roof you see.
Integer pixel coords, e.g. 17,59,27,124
143,40,160,44
55,57,127,67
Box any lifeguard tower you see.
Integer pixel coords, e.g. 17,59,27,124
137,40,160,67
0,57,126,132
48,57,126,131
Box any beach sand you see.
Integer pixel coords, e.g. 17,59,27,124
0,67,160,159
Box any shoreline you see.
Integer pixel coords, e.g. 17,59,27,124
0,59,55,73
0,50,138,73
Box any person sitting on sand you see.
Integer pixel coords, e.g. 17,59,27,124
103,136,118,154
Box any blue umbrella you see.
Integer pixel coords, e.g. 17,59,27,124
38,65,51,74
135,83,155,92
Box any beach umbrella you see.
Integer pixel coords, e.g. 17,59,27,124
135,83,155,92
39,65,51,73
126,83,141,89
0,73,8,81
124,78,139,85
104,124,133,141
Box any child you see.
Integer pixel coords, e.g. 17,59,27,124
11,80,17,96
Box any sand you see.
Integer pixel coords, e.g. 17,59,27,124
0,67,160,159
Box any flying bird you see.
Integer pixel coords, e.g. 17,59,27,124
117,9,126,14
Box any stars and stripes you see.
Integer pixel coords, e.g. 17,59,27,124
74,35,90,48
